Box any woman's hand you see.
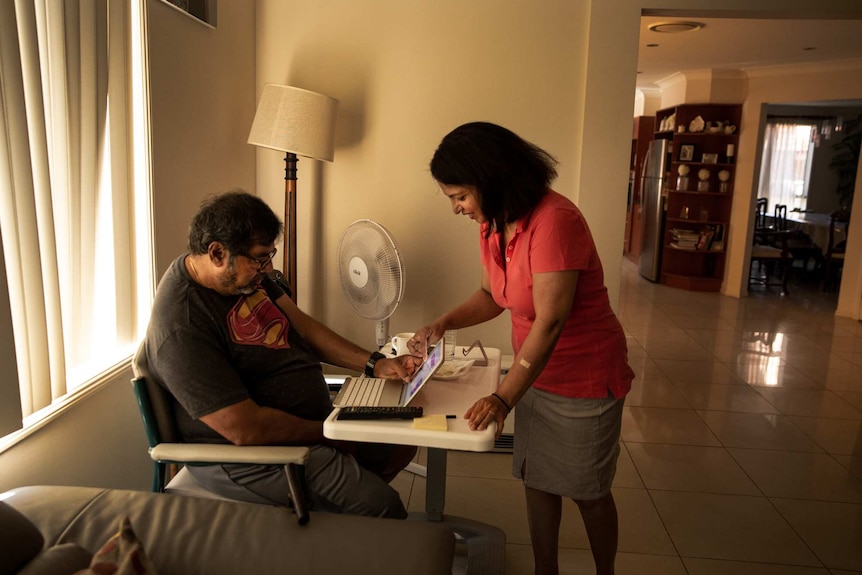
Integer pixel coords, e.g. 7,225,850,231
464,395,508,439
408,325,444,359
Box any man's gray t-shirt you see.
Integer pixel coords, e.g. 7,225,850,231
145,254,332,443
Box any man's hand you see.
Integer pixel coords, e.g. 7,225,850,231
376,355,422,381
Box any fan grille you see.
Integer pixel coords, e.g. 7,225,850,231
337,220,405,320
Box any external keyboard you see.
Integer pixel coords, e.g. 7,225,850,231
337,406,423,420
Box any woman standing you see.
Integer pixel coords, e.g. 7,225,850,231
410,122,634,575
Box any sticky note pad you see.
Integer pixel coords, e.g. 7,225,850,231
412,415,449,431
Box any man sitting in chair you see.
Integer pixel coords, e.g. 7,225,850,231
144,190,419,518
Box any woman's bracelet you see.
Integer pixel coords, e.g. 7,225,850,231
491,392,512,413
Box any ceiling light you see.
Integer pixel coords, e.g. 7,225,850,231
648,21,704,34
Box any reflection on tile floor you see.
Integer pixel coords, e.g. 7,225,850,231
393,260,862,574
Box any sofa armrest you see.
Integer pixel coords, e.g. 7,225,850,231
0,501,44,574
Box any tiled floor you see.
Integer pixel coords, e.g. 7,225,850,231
391,259,862,574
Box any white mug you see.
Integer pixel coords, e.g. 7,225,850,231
390,332,414,356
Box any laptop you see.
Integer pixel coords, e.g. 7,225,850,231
332,341,445,407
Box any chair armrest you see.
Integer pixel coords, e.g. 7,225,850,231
150,443,309,465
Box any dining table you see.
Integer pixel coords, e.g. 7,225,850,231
787,211,847,251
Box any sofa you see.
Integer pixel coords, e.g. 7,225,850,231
0,485,455,575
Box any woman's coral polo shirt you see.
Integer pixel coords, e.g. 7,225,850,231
479,190,633,399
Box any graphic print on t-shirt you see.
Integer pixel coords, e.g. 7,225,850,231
227,291,291,349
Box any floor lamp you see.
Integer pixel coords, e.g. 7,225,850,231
247,84,338,302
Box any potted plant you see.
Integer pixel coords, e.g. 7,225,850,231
829,115,861,210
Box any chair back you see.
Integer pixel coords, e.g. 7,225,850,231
132,341,182,446
774,204,788,231
826,208,851,257
755,198,769,229
132,341,183,491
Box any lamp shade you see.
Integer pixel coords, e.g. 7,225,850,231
247,84,338,162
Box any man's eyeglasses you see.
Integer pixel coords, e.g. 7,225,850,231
241,248,277,271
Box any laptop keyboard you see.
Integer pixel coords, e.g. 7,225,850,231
339,377,387,406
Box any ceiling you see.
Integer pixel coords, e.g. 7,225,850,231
636,16,862,92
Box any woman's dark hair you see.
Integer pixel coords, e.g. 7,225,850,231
429,122,558,236
188,189,283,256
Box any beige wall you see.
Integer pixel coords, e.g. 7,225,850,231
0,374,151,493
149,0,257,276
253,0,596,352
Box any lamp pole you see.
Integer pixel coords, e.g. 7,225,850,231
283,152,298,302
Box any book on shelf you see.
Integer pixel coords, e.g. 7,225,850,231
669,224,724,251
670,228,699,249
696,226,715,250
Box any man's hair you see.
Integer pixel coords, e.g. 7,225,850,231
188,189,283,256
429,122,558,236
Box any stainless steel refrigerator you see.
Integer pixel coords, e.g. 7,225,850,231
638,139,669,281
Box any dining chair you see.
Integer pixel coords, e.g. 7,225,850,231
753,198,772,245
749,206,793,294
773,204,788,230
774,204,822,275
822,208,851,291
131,342,311,525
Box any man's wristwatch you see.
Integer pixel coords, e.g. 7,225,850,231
364,351,386,377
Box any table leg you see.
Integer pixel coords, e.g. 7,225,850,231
425,448,448,521
416,448,506,575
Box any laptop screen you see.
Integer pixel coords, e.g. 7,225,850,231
402,340,445,404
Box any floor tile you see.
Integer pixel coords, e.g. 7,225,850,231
732,362,821,388
625,377,691,408
622,406,721,446
614,553,688,574
639,337,713,361
673,381,779,413
728,448,862,502
834,390,862,411
650,491,820,565
789,416,862,456
684,328,746,350
627,443,759,495
667,314,735,330
654,359,746,385
753,387,862,419
698,410,824,452
504,546,689,575
771,498,862,571
833,455,862,480
613,487,677,556
682,558,829,574
614,442,645,489
445,451,518,480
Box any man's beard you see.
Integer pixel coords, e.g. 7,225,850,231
220,260,260,295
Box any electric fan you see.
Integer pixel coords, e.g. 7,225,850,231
337,219,405,347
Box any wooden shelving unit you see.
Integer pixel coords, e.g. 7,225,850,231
656,103,742,292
